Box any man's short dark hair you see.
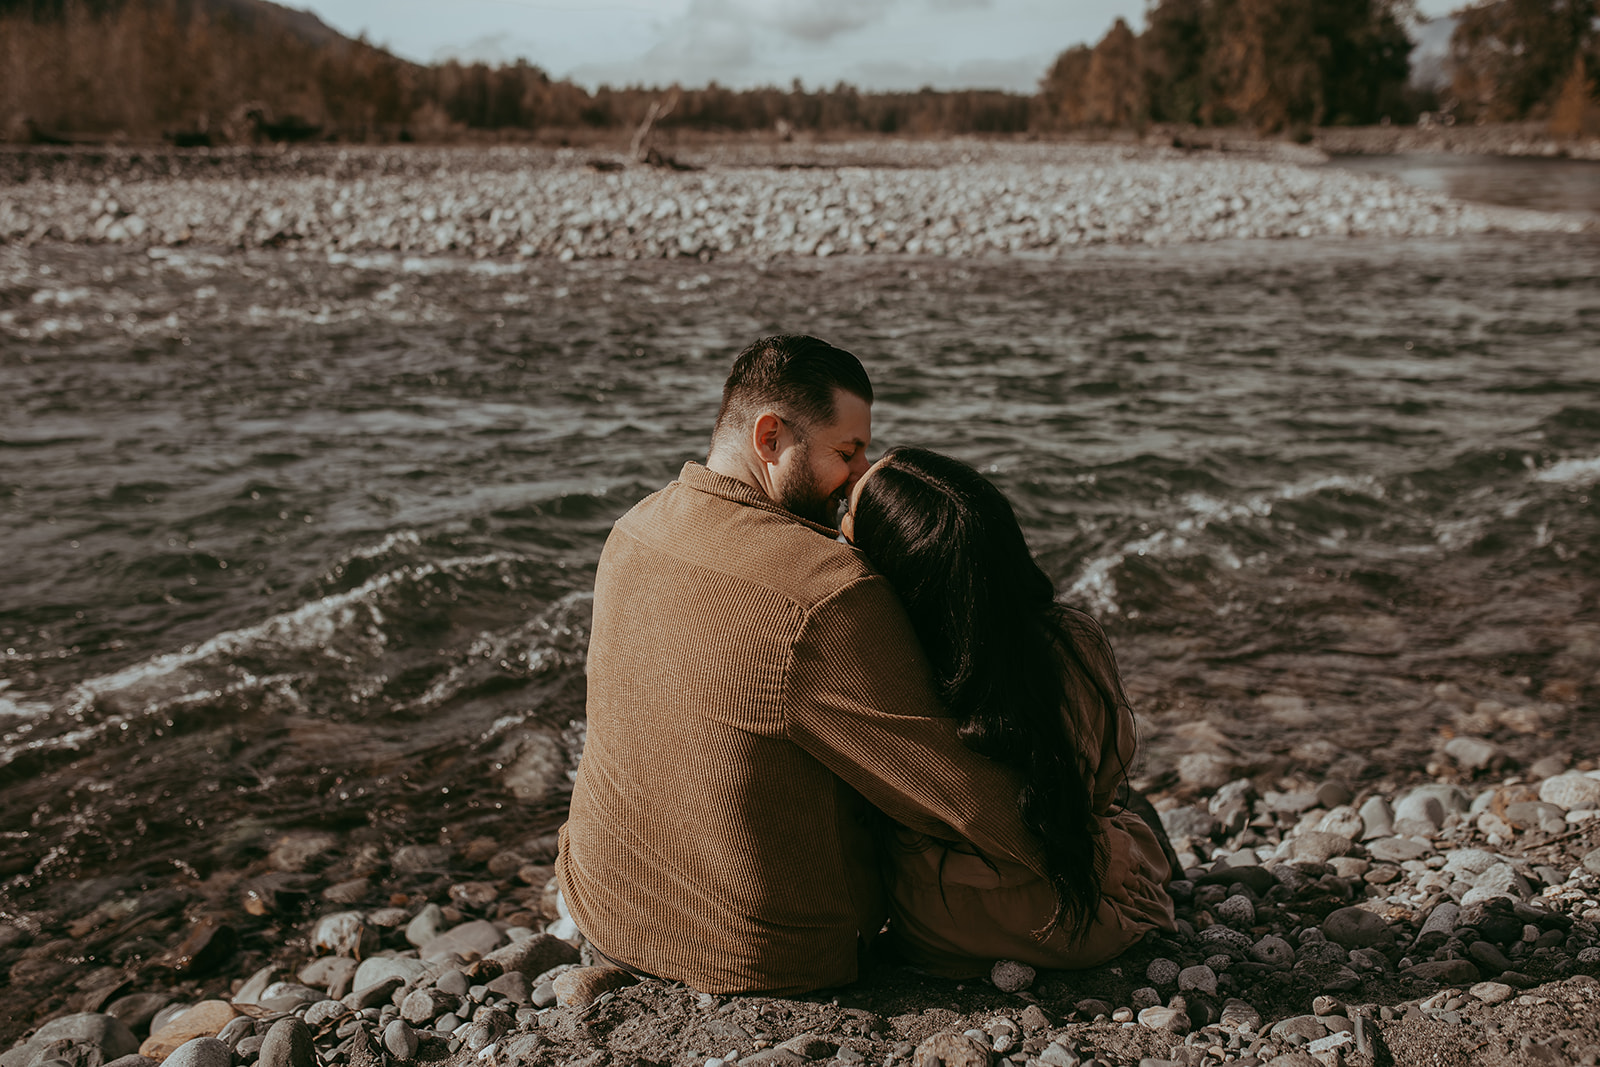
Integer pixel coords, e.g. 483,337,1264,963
712,335,873,446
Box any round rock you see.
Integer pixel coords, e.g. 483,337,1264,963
160,1039,232,1067
1178,965,1217,996
258,1018,314,1067
383,1021,419,1061
1538,773,1600,811
1321,907,1396,950
1471,981,1514,1004
1146,958,1180,986
1137,1005,1191,1034
990,959,1035,993
32,1015,139,1059
1251,935,1295,968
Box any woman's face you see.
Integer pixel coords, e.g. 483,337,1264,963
839,454,890,544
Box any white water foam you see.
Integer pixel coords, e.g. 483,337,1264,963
1066,471,1385,615
0,548,545,768
1533,454,1600,487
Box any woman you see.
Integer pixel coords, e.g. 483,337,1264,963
840,446,1175,976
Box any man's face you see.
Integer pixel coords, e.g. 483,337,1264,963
774,388,872,527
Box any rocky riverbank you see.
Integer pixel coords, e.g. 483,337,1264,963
5,749,1599,1067
0,141,1586,261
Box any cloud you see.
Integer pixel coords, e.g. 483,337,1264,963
846,53,1053,92
566,0,1110,92
432,33,541,67
765,0,899,42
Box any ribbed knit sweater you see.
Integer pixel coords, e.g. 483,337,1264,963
557,462,1047,995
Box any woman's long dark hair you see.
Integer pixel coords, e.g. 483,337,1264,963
850,446,1132,940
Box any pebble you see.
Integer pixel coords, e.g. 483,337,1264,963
159,1039,232,1067
139,1002,240,1060
303,1000,350,1027
1320,907,1396,950
1136,1005,1190,1034
310,912,375,957
1177,966,1217,996
551,966,636,1009
405,904,444,949
382,1021,418,1061
400,988,457,1025
30,1015,139,1060
419,919,506,963
1471,981,1515,1004
1539,773,1600,811
1445,737,1500,771
1145,959,1179,985
350,956,429,990
1359,796,1394,839
985,966,1036,998
482,933,581,978
258,1019,314,1067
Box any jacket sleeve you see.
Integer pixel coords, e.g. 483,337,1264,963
783,575,1049,878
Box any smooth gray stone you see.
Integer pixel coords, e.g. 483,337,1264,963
1539,773,1600,812
160,1039,231,1067
297,956,358,990
303,999,348,1028
404,904,444,948
216,1017,255,1050
420,920,505,964
1359,796,1393,840
484,972,531,1006
1367,836,1431,863
1322,907,1397,950
1504,802,1567,833
382,1021,418,1061
531,982,556,1009
32,1015,139,1059
101,1057,155,1067
434,970,469,997
1469,940,1513,973
480,933,577,978
233,1037,264,1062
258,1019,313,1067
400,989,456,1025
1417,902,1460,948
350,956,428,992
232,966,277,1007
342,975,406,1011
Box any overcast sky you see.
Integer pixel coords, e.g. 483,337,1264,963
293,0,1462,94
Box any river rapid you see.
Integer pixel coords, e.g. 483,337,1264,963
2,231,1598,933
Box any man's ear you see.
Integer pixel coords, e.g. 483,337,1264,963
751,412,784,464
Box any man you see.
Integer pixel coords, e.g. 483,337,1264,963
557,334,1046,994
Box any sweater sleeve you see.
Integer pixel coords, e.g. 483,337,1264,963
783,575,1049,878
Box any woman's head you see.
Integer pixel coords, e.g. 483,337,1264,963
845,446,1130,940
844,447,1056,697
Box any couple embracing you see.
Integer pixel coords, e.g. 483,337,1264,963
557,334,1175,994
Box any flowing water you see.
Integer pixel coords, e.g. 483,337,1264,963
1327,153,1600,216
2,232,1598,921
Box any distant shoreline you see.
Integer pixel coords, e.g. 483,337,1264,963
3,123,1598,166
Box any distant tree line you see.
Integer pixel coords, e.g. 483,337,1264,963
0,0,1594,143
1041,0,1597,133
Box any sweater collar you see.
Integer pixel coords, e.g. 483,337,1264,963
678,461,842,538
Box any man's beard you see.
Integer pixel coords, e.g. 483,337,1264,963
776,444,840,527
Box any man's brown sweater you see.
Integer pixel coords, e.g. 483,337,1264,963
557,462,1047,995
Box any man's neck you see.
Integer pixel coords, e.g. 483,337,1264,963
705,449,776,502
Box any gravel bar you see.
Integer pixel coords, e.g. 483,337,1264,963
0,141,1585,260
